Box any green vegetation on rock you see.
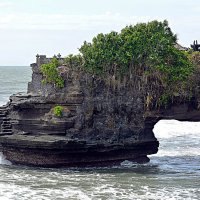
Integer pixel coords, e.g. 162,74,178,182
64,54,83,69
79,20,193,80
53,105,63,117
77,20,194,108
58,20,196,109
40,57,64,88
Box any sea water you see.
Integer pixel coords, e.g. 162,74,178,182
0,66,200,200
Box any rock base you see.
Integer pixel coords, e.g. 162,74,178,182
0,135,158,167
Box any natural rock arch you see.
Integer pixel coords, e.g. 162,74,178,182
0,54,200,167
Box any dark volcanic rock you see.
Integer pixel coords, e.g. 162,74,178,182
0,134,157,167
4,54,200,167
5,54,197,167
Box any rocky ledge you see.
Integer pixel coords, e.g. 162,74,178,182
0,55,199,167
0,134,156,167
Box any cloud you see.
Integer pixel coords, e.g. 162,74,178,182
194,6,200,12
0,12,153,31
1,10,198,45
0,2,13,7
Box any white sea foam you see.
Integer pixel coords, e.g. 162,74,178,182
156,148,200,157
0,152,11,165
0,97,9,106
152,120,200,158
0,177,198,200
153,120,200,139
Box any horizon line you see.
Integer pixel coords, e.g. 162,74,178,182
0,65,30,67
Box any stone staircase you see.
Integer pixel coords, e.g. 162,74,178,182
0,106,12,135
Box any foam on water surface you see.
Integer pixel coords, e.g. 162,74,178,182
153,120,200,157
154,119,200,138
0,152,11,165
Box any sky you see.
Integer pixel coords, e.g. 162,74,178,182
0,0,199,66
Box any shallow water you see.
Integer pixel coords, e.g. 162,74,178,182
0,66,200,200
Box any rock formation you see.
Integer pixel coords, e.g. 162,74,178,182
0,54,199,167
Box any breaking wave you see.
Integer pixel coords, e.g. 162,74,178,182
0,152,11,165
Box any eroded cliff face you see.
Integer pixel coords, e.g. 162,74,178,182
1,55,199,167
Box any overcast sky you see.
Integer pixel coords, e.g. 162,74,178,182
0,0,199,65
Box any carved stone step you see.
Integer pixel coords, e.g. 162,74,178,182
2,118,10,121
1,129,12,133
0,111,7,115
0,131,12,135
0,108,8,112
2,122,11,125
2,124,12,129
2,121,11,124
1,127,12,130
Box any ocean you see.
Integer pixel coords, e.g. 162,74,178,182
0,66,200,200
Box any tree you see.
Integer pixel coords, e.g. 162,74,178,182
79,20,194,107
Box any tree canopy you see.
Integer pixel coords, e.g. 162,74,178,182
42,20,195,108
78,20,193,83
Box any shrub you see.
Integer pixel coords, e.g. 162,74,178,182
53,106,63,117
64,54,83,68
40,57,64,88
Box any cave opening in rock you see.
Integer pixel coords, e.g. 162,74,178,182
152,119,200,158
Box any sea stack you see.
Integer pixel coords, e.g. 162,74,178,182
0,54,160,167
0,20,200,167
